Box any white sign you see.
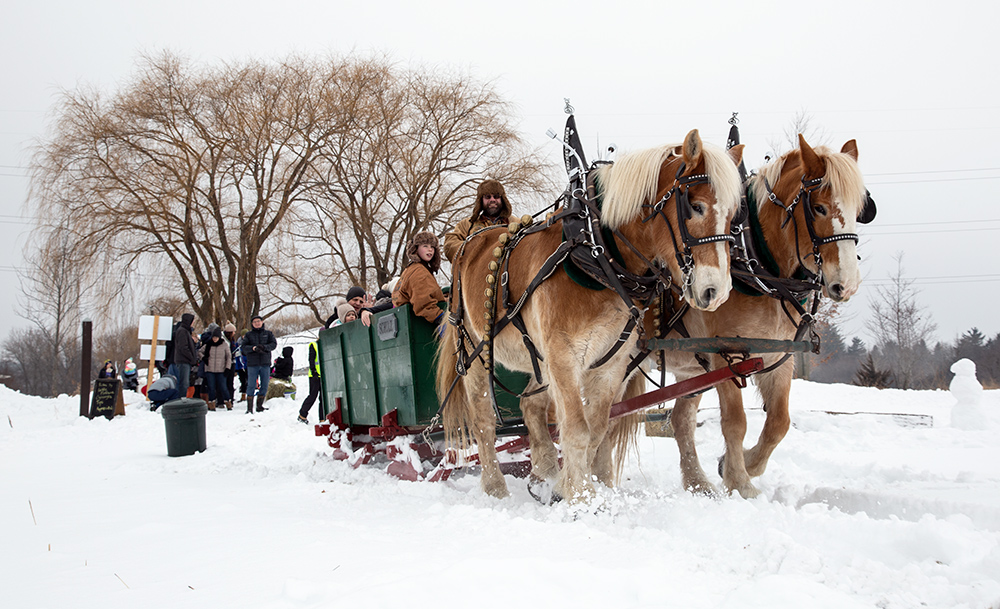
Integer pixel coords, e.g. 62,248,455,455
139,344,166,361
138,315,173,341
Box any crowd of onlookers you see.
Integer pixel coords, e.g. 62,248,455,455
111,179,513,425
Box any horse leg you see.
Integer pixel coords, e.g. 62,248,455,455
670,393,717,495
716,380,759,498
743,364,793,478
593,373,644,488
465,366,509,498
549,360,596,503
521,388,560,503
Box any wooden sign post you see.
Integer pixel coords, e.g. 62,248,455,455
89,378,125,419
138,315,172,400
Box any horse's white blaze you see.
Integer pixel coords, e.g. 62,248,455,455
824,213,861,300
686,240,732,311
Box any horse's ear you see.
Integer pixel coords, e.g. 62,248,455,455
727,144,745,167
798,134,824,178
840,139,859,161
681,129,703,171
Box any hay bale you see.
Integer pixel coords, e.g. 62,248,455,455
266,378,297,400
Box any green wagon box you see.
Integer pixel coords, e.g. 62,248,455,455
318,304,527,428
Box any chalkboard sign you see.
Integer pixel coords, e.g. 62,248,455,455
90,378,126,420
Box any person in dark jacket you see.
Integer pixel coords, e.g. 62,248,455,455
325,286,371,328
171,313,199,398
271,346,294,381
121,358,139,391
97,359,117,379
242,314,277,414
297,340,322,424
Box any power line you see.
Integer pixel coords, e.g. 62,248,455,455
867,167,1000,176
867,176,1000,185
864,227,1000,236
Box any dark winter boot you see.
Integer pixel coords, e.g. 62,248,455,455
246,399,253,414
256,395,267,412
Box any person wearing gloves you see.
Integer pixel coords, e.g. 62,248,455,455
393,231,446,327
241,314,277,414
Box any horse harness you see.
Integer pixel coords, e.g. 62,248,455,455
445,158,733,421
651,169,878,381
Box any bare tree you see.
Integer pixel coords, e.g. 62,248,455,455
7,223,94,396
30,53,352,330
29,52,555,330
865,252,937,388
298,62,555,294
766,109,828,159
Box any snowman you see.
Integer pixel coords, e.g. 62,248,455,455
950,358,985,430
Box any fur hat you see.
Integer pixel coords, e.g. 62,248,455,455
346,286,366,301
336,303,357,322
472,179,512,224
405,231,441,273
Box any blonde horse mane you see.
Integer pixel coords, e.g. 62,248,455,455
751,145,867,217
597,143,742,230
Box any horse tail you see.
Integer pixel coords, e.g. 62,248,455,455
608,373,646,483
436,319,472,450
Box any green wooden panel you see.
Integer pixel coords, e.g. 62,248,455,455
317,301,530,428
317,328,346,421
341,320,377,425
370,305,439,426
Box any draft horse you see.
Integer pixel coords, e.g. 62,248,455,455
437,131,744,502
637,134,873,498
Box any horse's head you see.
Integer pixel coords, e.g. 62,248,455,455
599,130,743,311
753,135,872,302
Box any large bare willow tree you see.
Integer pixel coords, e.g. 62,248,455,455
298,64,554,291
29,52,553,329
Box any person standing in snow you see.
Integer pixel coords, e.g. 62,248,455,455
242,314,277,414
222,322,244,402
170,313,199,399
199,326,232,411
297,340,322,424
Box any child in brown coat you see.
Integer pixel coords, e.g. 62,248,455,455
393,231,446,326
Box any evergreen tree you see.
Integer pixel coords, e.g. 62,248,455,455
854,353,892,389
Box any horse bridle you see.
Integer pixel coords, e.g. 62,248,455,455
642,162,736,289
761,174,874,287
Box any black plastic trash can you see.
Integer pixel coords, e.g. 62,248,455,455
160,398,208,457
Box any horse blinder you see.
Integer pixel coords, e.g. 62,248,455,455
857,189,876,224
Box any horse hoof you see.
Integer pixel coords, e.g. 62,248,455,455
527,474,561,505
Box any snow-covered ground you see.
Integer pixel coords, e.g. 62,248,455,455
4,341,1000,608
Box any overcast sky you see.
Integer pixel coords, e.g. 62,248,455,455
1,0,998,348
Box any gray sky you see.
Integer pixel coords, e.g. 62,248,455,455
1,0,998,347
